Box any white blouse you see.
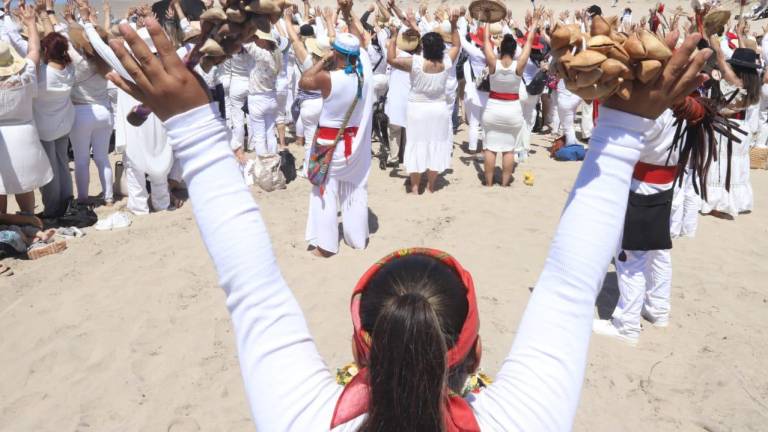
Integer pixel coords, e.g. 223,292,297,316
34,63,75,141
244,43,281,94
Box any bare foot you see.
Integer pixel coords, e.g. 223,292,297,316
0,263,12,277
33,229,57,243
309,246,334,258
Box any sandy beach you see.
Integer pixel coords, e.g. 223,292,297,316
2,0,768,429
2,122,767,431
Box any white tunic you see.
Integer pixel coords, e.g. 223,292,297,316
384,50,411,127
0,59,53,194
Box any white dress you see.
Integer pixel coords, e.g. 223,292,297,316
701,82,754,217
0,59,53,194
384,50,411,128
482,60,526,156
404,55,452,174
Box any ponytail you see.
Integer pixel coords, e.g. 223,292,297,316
362,293,447,432
358,254,469,432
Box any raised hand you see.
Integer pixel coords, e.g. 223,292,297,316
602,33,712,119
106,19,209,121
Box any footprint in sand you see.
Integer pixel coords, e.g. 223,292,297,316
167,417,200,432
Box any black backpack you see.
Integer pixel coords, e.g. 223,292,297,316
279,149,297,184
524,69,548,96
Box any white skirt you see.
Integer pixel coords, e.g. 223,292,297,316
482,98,526,155
701,118,753,217
0,123,53,194
405,100,451,173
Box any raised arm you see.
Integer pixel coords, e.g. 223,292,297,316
471,34,711,431
108,19,343,431
299,50,333,96
515,14,539,76
386,29,412,71
283,7,309,64
20,4,39,65
482,22,496,73
709,33,741,86
447,8,460,62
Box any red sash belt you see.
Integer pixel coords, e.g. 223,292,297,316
633,162,678,184
317,126,359,158
489,91,519,101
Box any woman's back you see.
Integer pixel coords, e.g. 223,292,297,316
490,60,521,94
409,55,451,102
0,59,36,125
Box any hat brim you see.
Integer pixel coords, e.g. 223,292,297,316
305,38,328,58
727,58,759,69
397,34,420,52
0,54,26,77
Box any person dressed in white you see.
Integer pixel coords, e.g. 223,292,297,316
283,9,327,174
34,31,74,217
383,27,418,167
459,22,489,155
700,43,758,218
220,46,254,152
555,79,584,147
300,13,374,257
245,31,281,155
388,15,460,194
69,15,116,207
105,17,710,432
480,24,535,187
0,10,51,216
593,109,679,345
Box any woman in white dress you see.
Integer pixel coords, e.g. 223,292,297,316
701,42,759,218
35,31,75,218
480,22,536,187
387,14,460,194
0,8,52,215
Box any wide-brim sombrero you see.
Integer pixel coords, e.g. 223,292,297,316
469,0,507,24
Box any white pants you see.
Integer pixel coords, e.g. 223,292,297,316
297,98,323,173
125,154,170,215
276,90,290,125
388,124,404,163
465,91,488,151
305,177,368,254
521,93,541,132
226,78,249,151
580,101,594,139
671,172,701,238
70,104,114,202
556,91,581,146
247,92,278,155
612,249,672,338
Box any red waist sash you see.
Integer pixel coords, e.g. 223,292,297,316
317,126,359,158
489,91,519,101
633,162,678,184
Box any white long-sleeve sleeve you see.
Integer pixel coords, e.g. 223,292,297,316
167,102,656,431
164,104,342,431
1,14,28,57
83,22,134,83
469,106,653,431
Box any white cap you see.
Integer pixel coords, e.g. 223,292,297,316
332,32,360,56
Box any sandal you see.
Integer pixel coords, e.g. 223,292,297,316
26,240,68,260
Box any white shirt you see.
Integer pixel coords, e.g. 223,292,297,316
244,43,281,94
34,63,76,141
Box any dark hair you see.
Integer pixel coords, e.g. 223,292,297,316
359,254,469,432
499,34,517,59
300,24,314,37
421,32,445,62
41,32,72,66
733,66,761,106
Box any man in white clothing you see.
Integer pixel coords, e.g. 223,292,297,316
299,8,374,257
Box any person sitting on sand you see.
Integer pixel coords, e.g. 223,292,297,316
0,213,68,260
106,8,711,430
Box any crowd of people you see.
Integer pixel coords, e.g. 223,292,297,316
0,0,763,427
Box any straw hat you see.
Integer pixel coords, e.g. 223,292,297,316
489,22,503,43
183,21,201,43
396,30,420,52
0,41,25,77
256,30,276,43
703,10,731,36
305,37,329,57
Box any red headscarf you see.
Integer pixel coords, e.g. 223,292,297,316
330,248,481,432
